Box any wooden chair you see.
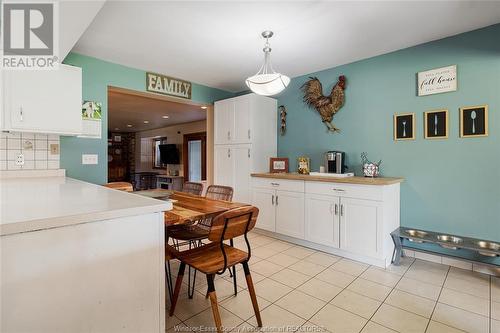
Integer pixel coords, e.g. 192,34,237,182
168,206,262,333
166,185,235,299
205,185,234,201
182,182,204,196
103,182,133,192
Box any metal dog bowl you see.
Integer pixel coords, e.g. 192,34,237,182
405,229,428,243
437,235,463,250
477,241,500,257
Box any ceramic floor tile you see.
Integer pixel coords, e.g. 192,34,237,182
195,276,243,301
301,321,330,333
266,253,301,267
316,267,357,288
404,266,448,287
254,278,292,303
286,246,316,259
492,301,500,320
171,291,211,321
252,246,282,259
438,288,489,316
360,267,402,288
251,260,285,277
260,240,294,252
372,304,428,333
492,276,500,302
251,236,276,247
395,276,442,301
347,278,392,301
426,320,468,333
330,258,369,276
384,257,415,276
247,304,306,330
361,321,397,333
224,269,266,290
330,289,381,319
443,273,490,299
310,304,367,333
166,315,182,330
432,302,489,333
303,252,341,267
276,290,326,320
184,306,244,331
270,268,311,288
288,260,327,276
220,290,271,321
384,289,435,318
299,278,343,302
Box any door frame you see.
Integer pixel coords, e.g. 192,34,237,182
183,131,207,181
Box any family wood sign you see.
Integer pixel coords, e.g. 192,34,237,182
417,65,457,96
146,72,192,99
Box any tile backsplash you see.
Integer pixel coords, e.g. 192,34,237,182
0,132,60,171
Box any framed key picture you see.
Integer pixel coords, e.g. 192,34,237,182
394,113,415,141
424,109,448,139
460,105,488,138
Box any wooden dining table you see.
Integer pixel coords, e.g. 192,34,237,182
134,189,249,303
134,189,247,225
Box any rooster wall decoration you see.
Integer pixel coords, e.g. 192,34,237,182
301,75,346,132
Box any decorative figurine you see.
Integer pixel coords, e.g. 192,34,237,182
301,75,346,132
297,156,310,175
279,105,287,136
361,152,382,177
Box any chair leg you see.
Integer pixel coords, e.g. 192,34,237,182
242,261,262,327
165,260,174,306
169,262,186,317
206,274,223,333
229,239,237,296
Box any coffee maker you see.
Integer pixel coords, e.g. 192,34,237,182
325,151,348,174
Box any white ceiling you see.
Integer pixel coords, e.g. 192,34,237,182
108,90,206,132
73,1,500,92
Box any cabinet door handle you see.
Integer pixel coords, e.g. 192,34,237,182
335,203,338,215
271,182,279,186
340,204,344,216
227,131,231,140
248,149,251,158
272,195,275,205
20,106,23,122
227,149,231,158
248,129,251,139
276,195,278,205
333,188,345,192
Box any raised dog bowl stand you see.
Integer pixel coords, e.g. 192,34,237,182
391,227,500,268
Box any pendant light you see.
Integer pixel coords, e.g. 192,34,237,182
245,31,290,96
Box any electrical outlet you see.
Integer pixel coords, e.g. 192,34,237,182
16,154,24,166
82,154,98,165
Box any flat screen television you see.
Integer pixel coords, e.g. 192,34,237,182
159,144,180,164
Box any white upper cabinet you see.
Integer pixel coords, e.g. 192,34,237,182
233,96,251,144
214,99,234,145
1,64,82,135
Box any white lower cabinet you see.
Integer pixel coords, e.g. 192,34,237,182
305,193,340,248
340,197,382,257
252,177,400,267
275,190,305,239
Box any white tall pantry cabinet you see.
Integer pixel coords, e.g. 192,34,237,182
213,94,277,203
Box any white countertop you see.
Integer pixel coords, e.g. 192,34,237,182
0,176,172,236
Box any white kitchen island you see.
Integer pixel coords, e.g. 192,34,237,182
0,172,172,333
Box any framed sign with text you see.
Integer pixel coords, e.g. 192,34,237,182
417,65,457,96
146,72,192,99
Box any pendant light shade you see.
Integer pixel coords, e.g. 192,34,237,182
245,31,290,96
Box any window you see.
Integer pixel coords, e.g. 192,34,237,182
152,137,168,169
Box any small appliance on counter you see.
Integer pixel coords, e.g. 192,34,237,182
325,151,348,174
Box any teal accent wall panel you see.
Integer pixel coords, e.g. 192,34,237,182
61,53,233,185
276,24,500,241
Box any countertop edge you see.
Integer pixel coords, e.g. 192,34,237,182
251,173,404,185
0,201,172,237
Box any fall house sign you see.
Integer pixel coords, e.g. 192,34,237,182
146,72,192,99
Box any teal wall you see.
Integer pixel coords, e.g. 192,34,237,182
277,24,500,241
61,53,234,185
